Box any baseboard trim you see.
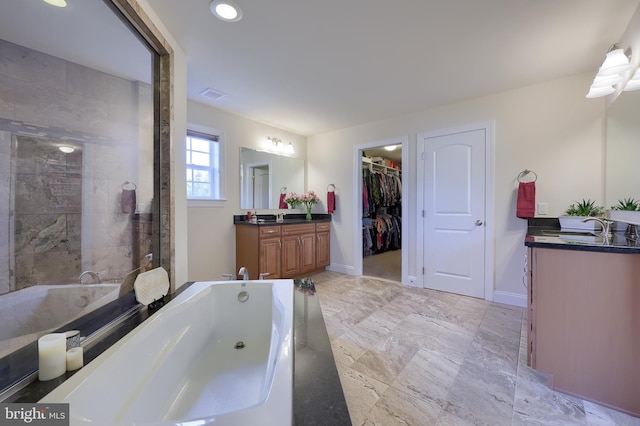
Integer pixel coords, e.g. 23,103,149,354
493,291,527,308
326,264,355,275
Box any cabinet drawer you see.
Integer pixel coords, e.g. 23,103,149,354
282,223,316,236
316,222,330,232
259,226,281,237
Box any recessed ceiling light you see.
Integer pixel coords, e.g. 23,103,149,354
43,0,67,7
384,145,397,151
59,146,75,154
210,0,243,22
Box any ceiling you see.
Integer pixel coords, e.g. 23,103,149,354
146,0,640,135
1,0,639,137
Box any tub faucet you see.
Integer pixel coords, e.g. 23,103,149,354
79,270,100,285
582,217,613,237
238,266,249,283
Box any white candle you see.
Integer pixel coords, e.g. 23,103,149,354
66,347,84,371
38,333,66,381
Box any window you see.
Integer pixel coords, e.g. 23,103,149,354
186,130,221,200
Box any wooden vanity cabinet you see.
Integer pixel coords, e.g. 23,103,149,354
282,223,316,278
236,222,330,280
527,246,640,416
316,222,331,268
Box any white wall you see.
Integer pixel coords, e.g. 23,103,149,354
186,101,307,281
307,72,606,298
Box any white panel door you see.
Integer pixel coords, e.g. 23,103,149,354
419,128,486,298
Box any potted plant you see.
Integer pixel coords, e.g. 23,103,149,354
610,197,640,211
608,197,640,227
560,199,605,232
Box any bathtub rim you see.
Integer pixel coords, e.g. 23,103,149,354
39,279,295,425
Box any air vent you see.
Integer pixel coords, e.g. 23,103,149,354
199,88,225,100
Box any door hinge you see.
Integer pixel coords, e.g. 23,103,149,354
422,267,425,275
421,152,425,160
422,210,425,218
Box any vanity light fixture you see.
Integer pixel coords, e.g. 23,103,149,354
587,44,632,98
623,68,640,92
43,0,67,7
59,146,75,154
210,0,243,22
261,137,295,156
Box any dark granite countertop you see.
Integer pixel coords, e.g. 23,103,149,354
1,280,351,425
233,213,331,226
525,217,640,254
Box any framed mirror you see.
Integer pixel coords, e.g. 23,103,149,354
605,90,640,208
239,147,304,209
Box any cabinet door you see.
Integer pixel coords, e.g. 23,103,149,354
316,231,330,268
299,233,316,274
281,235,300,278
259,237,281,279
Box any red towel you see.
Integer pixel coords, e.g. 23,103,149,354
279,193,288,209
516,182,535,219
121,189,136,214
327,191,336,214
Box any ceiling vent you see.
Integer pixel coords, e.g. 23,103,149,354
199,88,225,100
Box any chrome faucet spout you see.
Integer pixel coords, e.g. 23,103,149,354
238,266,249,284
582,217,613,237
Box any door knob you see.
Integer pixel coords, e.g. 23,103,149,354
475,220,483,226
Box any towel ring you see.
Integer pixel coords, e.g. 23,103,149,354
122,181,137,190
280,186,287,194
517,170,537,183
327,183,335,192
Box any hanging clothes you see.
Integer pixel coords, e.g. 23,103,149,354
362,163,402,257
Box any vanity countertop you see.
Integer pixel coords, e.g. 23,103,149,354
233,213,331,226
1,280,351,425
525,218,640,254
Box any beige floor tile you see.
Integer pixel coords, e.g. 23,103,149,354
310,271,640,426
391,348,463,408
366,386,442,426
335,363,388,426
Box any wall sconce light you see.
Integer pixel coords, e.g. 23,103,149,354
587,44,635,98
261,137,295,156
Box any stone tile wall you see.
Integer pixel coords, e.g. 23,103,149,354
0,38,154,294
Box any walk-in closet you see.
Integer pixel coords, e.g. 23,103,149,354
362,146,402,281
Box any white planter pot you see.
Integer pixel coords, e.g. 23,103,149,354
608,210,640,225
558,216,602,232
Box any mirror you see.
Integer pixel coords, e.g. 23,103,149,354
240,148,305,209
605,90,640,208
0,1,159,360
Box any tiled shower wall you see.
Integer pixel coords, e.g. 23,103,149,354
0,38,153,294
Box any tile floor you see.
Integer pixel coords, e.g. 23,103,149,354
310,271,640,426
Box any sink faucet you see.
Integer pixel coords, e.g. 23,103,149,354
582,217,613,237
79,270,100,285
238,266,249,283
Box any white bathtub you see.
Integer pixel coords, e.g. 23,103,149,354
40,279,294,426
0,284,120,358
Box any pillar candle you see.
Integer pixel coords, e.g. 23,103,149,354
38,333,66,381
66,347,84,371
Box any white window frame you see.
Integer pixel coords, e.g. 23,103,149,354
186,125,226,207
